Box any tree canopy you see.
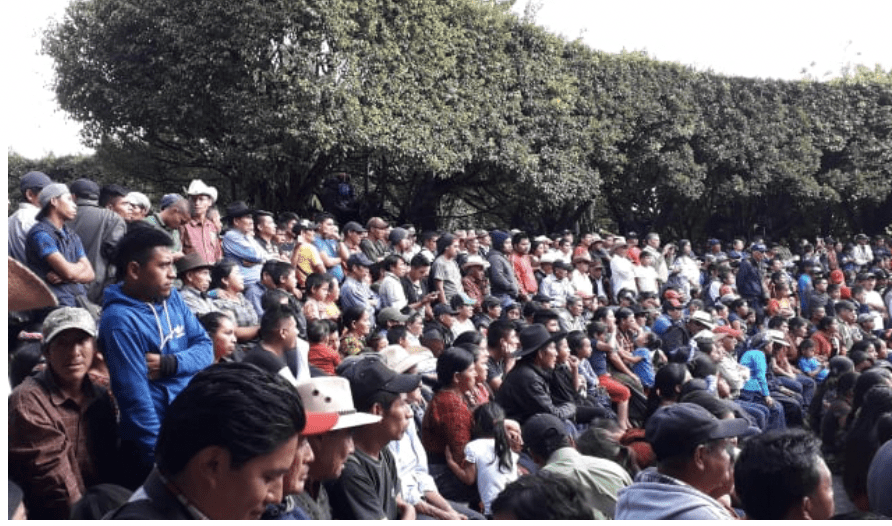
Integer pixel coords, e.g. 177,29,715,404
35,0,892,240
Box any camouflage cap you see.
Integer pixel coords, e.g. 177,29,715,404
42,307,97,347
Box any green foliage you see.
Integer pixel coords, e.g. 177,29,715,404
42,0,892,239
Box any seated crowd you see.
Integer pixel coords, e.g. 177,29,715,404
7,172,892,519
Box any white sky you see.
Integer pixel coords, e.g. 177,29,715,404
4,0,891,160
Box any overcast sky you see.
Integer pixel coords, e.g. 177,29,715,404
5,0,890,159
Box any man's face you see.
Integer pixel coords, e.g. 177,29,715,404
668,307,683,320
283,436,315,495
320,218,337,238
814,279,827,292
446,239,460,258
280,316,298,349
544,319,560,333
554,267,568,280
409,264,430,281
185,268,211,292
190,194,212,217
502,329,519,354
132,246,177,301
392,258,408,278
109,196,133,221
378,393,411,442
648,236,660,248
207,435,298,520
535,342,558,370
53,193,78,221
234,215,254,234
700,438,735,498
569,301,583,317
515,238,530,255
46,329,95,387
308,428,355,481
256,215,276,237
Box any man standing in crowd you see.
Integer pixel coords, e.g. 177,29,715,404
9,171,53,263
68,178,127,304
9,307,119,519
180,179,221,264
361,216,390,262
25,183,95,308
108,363,326,519
431,233,463,305
99,228,213,484
611,237,637,297
737,243,767,323
99,184,133,223
314,212,344,282
616,403,751,520
143,195,191,260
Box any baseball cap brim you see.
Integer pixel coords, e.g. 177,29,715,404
383,373,422,395
710,416,755,440
331,411,383,431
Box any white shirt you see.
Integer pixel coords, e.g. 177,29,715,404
465,438,519,516
611,255,637,295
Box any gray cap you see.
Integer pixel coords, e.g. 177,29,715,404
69,179,100,200
37,183,70,209
389,227,409,244
159,193,184,210
42,307,96,347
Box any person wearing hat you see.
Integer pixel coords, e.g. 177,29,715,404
388,226,413,262
449,292,477,339
339,252,379,329
181,179,221,265
360,216,390,263
540,259,574,309
496,324,577,426
615,403,752,520
67,178,128,304
289,218,325,288
328,358,422,520
9,171,54,263
610,236,638,298
523,413,632,519
143,195,190,260
337,220,366,264
108,362,326,520
176,253,217,315
570,251,595,299
221,201,267,291
460,254,490,310
291,376,382,519
25,183,96,308
9,307,120,519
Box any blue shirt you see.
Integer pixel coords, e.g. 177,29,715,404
25,218,88,306
222,229,264,284
313,237,344,282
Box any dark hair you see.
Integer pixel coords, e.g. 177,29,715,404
409,253,431,268
198,311,233,337
307,319,331,344
454,330,483,348
734,429,824,520
342,305,367,332
510,232,529,246
647,363,689,417
210,259,238,290
155,362,305,475
260,305,295,341
566,330,587,355
435,347,475,390
767,316,787,330
314,211,334,225
268,261,295,287
491,471,593,520
486,320,515,348
387,325,408,345
688,351,717,379
304,272,329,295
472,402,513,473
261,289,291,312
382,254,402,272
817,316,836,332
113,228,174,281
587,321,608,338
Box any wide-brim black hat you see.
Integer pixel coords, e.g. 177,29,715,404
514,324,562,359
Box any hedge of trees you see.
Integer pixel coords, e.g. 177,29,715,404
25,0,892,241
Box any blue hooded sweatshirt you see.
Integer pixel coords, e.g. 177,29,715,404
99,283,213,468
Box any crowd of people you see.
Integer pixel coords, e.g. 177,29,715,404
7,170,892,520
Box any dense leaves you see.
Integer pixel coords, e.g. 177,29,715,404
31,0,892,240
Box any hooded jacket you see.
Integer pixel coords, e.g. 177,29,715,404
615,468,736,520
98,284,213,468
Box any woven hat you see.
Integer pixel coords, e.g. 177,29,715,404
8,257,57,311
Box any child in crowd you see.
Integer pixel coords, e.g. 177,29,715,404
631,332,662,391
798,339,829,382
303,272,332,321
449,403,519,518
307,319,340,375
